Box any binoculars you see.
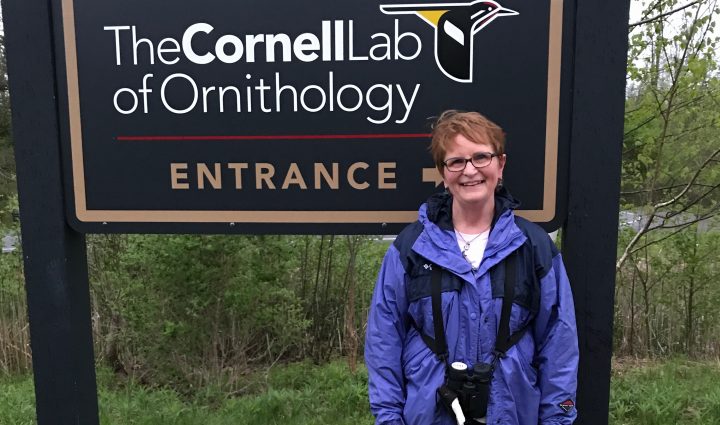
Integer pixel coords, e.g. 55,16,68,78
438,361,493,425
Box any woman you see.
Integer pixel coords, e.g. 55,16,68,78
365,111,578,425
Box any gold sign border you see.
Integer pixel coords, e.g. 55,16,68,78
62,0,562,224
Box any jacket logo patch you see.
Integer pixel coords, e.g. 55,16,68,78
559,399,575,413
423,263,433,270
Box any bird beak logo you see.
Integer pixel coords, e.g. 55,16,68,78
380,0,519,83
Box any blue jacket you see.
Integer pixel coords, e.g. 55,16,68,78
365,189,578,425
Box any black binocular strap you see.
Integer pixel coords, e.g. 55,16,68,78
421,251,527,362
424,266,448,361
495,252,527,356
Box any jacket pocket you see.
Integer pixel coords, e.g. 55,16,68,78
407,291,458,346
513,331,538,384
402,330,434,377
508,304,537,379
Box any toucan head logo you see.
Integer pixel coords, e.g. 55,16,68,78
380,0,518,83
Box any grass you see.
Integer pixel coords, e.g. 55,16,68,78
0,374,36,425
610,358,720,425
2,358,719,424
0,360,374,425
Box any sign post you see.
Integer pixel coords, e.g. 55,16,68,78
2,0,100,423
562,2,629,424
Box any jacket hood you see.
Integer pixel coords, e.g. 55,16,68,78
424,186,521,231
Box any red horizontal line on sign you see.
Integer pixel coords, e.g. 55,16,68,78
116,133,432,141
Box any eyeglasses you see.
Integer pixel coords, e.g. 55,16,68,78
443,152,500,172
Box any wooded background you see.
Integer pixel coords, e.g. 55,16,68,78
1,0,719,395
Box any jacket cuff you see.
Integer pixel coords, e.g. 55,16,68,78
378,420,405,425
540,418,573,425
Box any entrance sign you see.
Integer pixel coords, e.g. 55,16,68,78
55,0,572,233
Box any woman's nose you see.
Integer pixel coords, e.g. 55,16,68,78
462,161,479,175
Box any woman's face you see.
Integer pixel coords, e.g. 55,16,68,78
442,133,506,208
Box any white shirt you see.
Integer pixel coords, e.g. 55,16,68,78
454,229,490,270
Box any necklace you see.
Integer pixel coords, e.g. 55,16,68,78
456,230,484,261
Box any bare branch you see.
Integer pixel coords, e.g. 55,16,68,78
624,115,658,138
655,147,720,208
625,102,651,115
618,208,658,271
643,0,667,20
617,147,720,271
629,221,696,255
626,207,719,256
623,202,719,259
664,121,717,140
663,185,720,218
668,93,714,115
629,1,702,29
622,142,647,157
623,90,718,157
620,183,715,196
659,209,719,229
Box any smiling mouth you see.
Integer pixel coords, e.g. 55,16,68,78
460,180,486,186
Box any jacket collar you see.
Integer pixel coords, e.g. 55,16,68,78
425,186,521,230
414,187,525,281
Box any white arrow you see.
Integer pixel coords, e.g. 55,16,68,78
422,168,443,186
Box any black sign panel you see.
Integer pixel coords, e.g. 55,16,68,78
54,0,573,233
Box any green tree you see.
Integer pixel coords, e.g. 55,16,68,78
615,0,720,357
0,33,17,225
619,0,720,271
